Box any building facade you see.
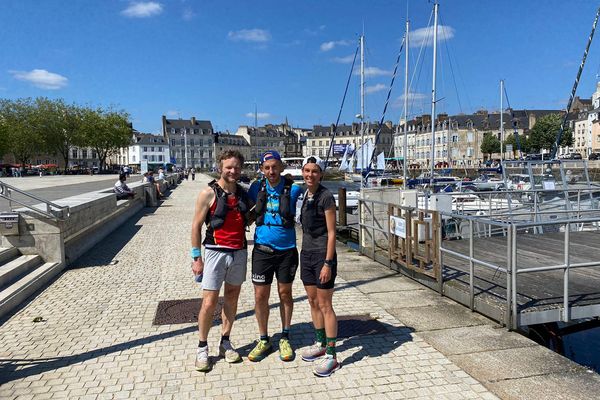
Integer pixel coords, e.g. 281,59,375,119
235,123,300,160
162,116,214,170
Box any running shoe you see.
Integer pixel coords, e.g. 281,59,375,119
279,338,295,361
219,340,242,363
248,339,272,362
313,354,341,377
195,346,211,372
301,342,326,362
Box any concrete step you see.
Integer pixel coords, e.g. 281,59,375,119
0,247,19,265
0,255,43,288
0,261,63,319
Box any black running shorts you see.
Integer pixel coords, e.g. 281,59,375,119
252,245,298,285
300,250,337,290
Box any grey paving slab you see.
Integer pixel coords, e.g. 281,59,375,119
418,325,536,355
0,174,498,399
385,302,491,332
486,371,600,400
368,288,450,309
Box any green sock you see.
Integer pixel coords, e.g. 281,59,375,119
326,337,336,357
315,328,326,347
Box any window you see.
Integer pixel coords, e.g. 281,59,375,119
143,147,148,152
151,147,154,152
72,149,78,158
171,139,175,146
194,129,199,134
319,140,323,146
132,155,136,162
82,149,88,158
150,155,155,162
452,135,458,143
467,132,474,142
158,147,162,152
158,155,163,162
180,139,184,146
170,128,175,134
190,150,195,158
467,147,474,157
92,151,97,159
143,155,148,160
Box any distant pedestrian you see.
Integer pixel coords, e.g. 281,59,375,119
191,150,253,372
191,168,196,181
185,169,190,180
299,156,341,377
114,173,135,200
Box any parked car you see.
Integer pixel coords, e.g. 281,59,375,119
568,152,583,160
588,152,600,160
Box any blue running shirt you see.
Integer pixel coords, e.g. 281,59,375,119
248,178,302,250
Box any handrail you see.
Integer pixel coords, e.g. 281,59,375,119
0,180,70,220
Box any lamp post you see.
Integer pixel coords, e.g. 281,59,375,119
184,127,189,170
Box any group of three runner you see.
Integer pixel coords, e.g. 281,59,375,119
190,149,340,377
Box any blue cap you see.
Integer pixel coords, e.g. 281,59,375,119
260,150,281,164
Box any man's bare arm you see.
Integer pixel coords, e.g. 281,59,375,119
191,187,215,249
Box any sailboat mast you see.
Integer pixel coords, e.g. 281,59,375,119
500,79,504,162
360,34,365,188
403,19,410,189
429,2,439,183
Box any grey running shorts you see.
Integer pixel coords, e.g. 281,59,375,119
202,248,248,291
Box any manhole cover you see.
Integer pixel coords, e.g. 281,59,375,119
337,314,389,338
153,297,224,325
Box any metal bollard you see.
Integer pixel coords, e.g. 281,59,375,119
338,187,347,226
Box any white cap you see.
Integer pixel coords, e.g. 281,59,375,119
302,156,326,171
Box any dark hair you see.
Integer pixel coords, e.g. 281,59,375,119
306,156,317,164
119,173,127,180
218,149,245,167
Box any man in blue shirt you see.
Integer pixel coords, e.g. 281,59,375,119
247,150,302,362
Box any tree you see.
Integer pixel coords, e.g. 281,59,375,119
504,133,530,157
35,98,85,172
0,98,44,167
80,107,131,170
480,132,501,160
528,113,573,152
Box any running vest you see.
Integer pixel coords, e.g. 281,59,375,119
300,185,328,238
204,180,251,249
255,177,295,229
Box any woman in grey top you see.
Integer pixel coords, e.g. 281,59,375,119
299,156,340,377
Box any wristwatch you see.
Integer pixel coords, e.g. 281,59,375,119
193,256,200,261
324,259,334,267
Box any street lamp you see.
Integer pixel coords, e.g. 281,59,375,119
184,127,189,170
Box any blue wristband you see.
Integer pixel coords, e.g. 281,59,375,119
190,247,201,259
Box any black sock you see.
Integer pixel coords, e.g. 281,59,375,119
281,327,290,340
260,334,269,342
198,340,208,348
221,335,230,343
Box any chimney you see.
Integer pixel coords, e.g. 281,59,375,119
191,117,196,126
162,115,167,137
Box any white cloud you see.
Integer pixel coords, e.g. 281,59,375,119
228,29,271,43
354,67,392,77
409,25,455,47
393,92,428,107
331,54,355,64
366,84,387,94
121,2,163,18
304,25,326,36
182,8,196,21
245,112,271,119
10,69,68,90
320,40,351,52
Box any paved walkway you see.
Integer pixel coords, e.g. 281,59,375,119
0,174,498,399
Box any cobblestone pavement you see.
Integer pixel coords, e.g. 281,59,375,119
0,175,498,399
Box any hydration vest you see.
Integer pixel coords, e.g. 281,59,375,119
255,177,295,229
300,185,328,238
206,180,250,229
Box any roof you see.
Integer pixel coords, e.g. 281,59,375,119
163,118,213,130
132,133,168,145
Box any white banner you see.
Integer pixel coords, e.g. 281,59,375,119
389,216,406,238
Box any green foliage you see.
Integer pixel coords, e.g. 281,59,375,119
0,98,44,166
528,113,573,152
480,131,501,158
79,107,131,169
503,133,530,156
0,98,131,169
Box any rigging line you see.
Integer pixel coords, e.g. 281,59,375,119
407,7,434,119
552,6,600,159
439,14,463,113
364,35,406,180
323,38,360,172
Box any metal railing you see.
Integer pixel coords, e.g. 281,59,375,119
358,189,600,330
0,180,70,220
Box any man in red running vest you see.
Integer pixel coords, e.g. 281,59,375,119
191,150,253,372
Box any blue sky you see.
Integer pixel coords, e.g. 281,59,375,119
1,0,600,134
